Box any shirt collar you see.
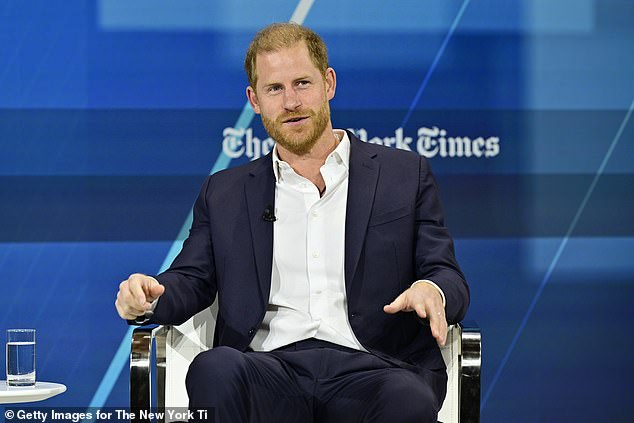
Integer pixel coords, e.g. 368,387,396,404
272,129,351,183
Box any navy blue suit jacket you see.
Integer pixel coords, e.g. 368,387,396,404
152,131,469,372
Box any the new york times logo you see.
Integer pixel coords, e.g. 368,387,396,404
222,127,500,160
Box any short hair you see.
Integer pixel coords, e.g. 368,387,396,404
244,23,329,88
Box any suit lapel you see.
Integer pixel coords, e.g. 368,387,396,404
345,135,380,295
242,136,379,302
245,155,276,304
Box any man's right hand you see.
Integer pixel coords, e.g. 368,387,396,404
115,273,165,320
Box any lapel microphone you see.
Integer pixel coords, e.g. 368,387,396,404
262,204,276,222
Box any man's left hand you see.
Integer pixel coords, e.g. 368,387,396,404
383,283,447,346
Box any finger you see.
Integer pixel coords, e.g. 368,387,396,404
129,276,151,308
383,292,408,314
413,304,427,320
429,309,448,346
115,298,137,320
118,284,148,314
436,319,448,346
119,296,146,316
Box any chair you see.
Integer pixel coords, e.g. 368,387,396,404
130,302,481,423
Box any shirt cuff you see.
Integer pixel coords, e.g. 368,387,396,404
411,280,446,308
131,298,159,325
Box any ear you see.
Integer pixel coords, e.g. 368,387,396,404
246,86,261,114
324,67,336,101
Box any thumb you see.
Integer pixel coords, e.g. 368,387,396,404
148,283,165,301
384,292,406,314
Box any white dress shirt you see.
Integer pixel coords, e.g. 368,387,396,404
249,130,367,351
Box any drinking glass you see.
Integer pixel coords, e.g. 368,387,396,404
6,329,36,386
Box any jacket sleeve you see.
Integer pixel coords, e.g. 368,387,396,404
150,176,218,325
415,156,470,324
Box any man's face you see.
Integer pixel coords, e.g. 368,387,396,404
246,42,336,156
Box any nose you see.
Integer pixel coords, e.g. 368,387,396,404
282,87,301,110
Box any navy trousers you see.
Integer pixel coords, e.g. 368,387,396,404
185,339,446,423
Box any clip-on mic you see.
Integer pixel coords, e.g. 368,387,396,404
262,204,276,222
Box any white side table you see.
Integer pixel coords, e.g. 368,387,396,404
0,381,66,404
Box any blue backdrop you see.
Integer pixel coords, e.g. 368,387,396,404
1,1,633,421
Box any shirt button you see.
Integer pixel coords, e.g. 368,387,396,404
311,210,319,218
312,251,320,258
315,290,323,295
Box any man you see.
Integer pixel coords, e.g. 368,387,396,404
116,23,469,422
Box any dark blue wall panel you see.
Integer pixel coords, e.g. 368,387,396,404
1,0,632,420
